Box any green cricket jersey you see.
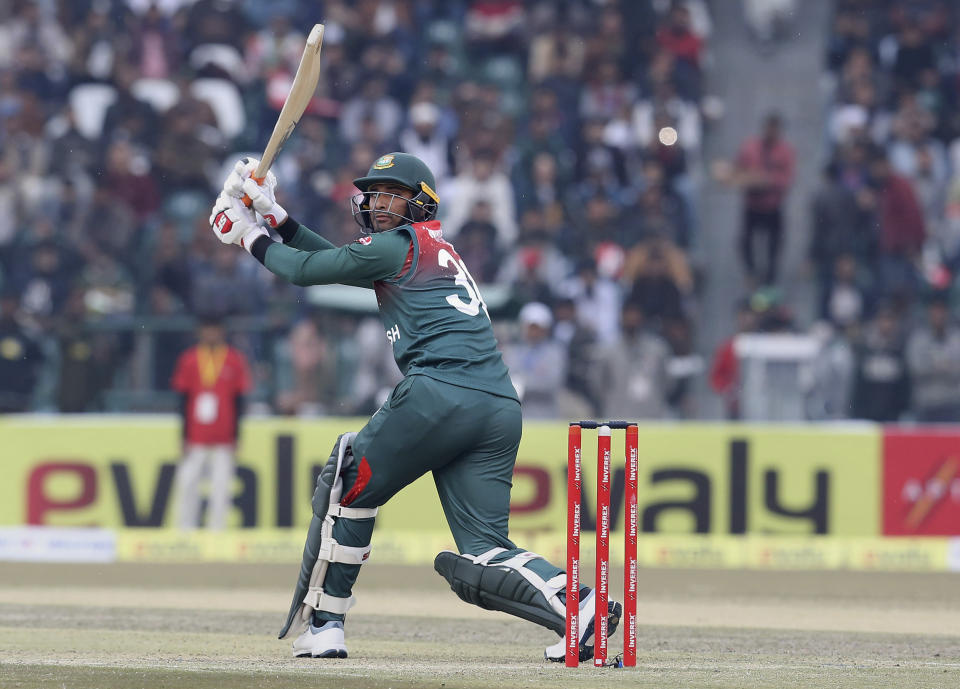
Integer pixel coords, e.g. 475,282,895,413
256,218,518,402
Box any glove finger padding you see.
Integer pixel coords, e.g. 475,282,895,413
242,177,287,228
222,158,255,198
234,157,255,175
224,158,277,199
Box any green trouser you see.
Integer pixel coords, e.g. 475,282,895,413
317,374,563,622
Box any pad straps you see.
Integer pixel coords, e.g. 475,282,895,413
303,588,356,615
329,504,378,519
470,547,508,565
320,503,378,564
302,502,379,615
318,539,371,566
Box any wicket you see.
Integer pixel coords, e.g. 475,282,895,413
566,421,638,668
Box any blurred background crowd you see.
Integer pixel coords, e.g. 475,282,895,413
708,0,960,423
796,0,960,422
0,0,712,419
1,0,959,424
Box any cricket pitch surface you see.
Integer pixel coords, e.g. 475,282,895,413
1,562,958,688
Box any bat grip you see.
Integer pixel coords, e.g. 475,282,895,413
241,174,267,208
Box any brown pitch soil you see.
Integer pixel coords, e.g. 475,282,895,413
0,563,958,689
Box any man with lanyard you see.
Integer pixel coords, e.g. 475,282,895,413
171,315,251,530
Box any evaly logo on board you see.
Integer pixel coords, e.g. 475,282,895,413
10,421,880,536
884,430,960,536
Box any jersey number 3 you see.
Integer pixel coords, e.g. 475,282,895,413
438,248,489,319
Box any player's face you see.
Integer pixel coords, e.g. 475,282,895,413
367,183,414,231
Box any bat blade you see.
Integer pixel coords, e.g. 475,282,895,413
243,23,324,204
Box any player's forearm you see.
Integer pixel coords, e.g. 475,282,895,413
274,216,338,251
249,234,404,288
258,241,361,286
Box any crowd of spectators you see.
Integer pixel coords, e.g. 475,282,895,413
0,0,712,419
813,0,960,422
710,0,960,423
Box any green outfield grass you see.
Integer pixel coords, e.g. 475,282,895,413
0,563,958,688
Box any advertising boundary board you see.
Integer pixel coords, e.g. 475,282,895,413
883,428,960,536
1,527,957,572
2,417,881,536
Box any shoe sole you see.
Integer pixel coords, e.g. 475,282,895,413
314,649,348,659
294,650,348,659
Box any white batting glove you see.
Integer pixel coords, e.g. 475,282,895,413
222,158,272,196
209,192,233,233
210,192,269,253
241,177,288,228
222,158,288,228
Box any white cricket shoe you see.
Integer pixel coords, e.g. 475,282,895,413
544,587,622,662
292,620,348,658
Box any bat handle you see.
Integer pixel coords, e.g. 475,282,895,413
241,174,267,208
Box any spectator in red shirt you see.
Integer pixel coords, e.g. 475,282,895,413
171,316,251,530
719,112,796,287
863,146,925,298
656,4,703,68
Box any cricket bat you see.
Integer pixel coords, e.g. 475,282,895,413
242,23,324,207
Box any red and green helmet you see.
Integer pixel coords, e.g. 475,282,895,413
351,152,440,232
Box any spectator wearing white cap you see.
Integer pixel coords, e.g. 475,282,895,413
399,101,455,187
502,302,567,419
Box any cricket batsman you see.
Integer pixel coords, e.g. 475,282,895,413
210,152,621,661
